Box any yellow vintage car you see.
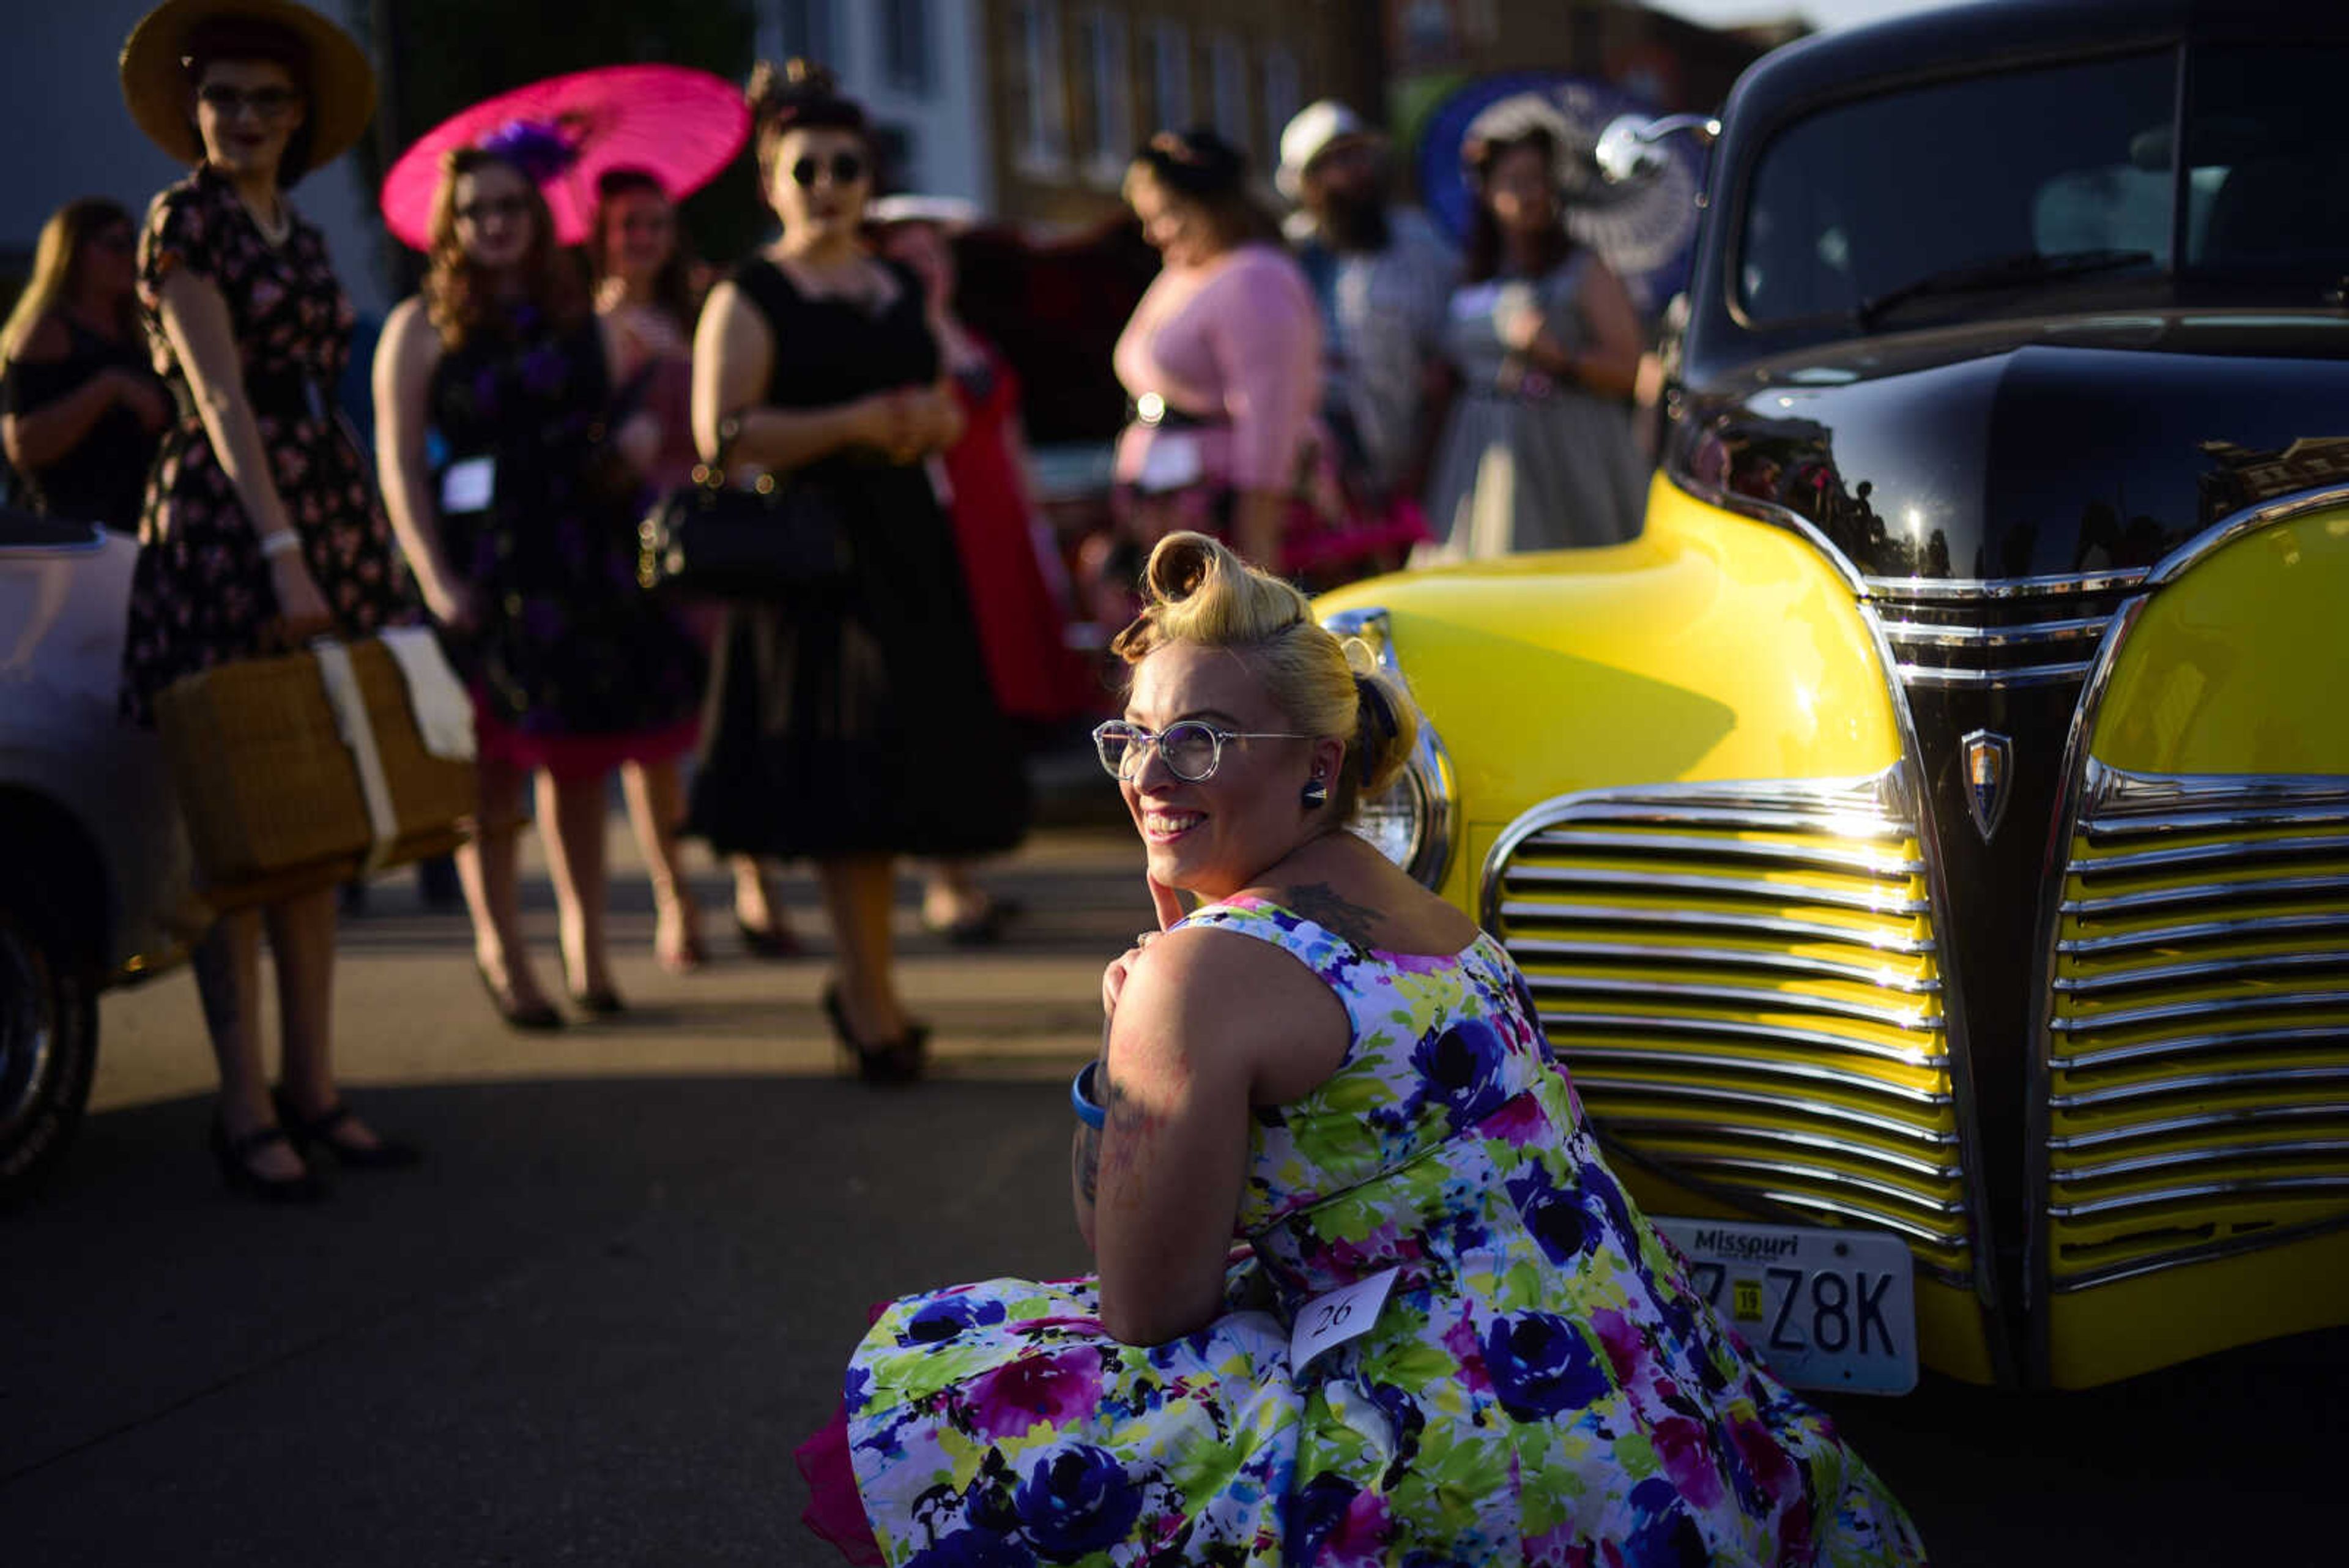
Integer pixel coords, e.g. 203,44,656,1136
1324,0,2349,1392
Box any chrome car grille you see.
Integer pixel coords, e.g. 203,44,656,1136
1482,768,1976,1285
2043,763,2349,1290
1866,576,2136,690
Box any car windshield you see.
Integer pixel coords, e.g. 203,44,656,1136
1737,45,2349,326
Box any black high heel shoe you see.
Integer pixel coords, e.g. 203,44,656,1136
735,913,804,960
210,1117,326,1204
475,958,563,1032
568,985,627,1017
820,984,929,1084
271,1087,422,1171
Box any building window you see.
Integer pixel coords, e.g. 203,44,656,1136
1080,10,1132,181
1015,1,1069,174
1208,33,1248,152
1146,20,1190,133
763,0,835,66
1261,46,1301,157
881,0,932,94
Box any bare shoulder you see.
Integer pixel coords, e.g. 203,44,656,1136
379,295,429,346
1114,923,1348,1069
1127,923,1327,1006
11,314,71,364
376,298,443,378
698,280,769,349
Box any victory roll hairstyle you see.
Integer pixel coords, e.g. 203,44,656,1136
1111,533,1419,819
746,57,867,196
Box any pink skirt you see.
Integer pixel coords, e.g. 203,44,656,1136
796,1403,885,1566
472,704,700,785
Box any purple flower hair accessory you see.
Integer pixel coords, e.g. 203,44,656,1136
478,117,582,185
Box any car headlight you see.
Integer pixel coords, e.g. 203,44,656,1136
1353,764,1430,871
1321,606,1458,891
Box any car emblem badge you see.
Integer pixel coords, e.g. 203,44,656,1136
1962,730,2013,841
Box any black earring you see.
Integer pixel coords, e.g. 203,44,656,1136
1301,775,1329,811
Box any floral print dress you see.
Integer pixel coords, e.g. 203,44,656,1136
121,165,416,727
426,307,703,773
833,897,1926,1566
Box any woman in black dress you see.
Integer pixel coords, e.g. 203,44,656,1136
689,61,1028,1079
0,198,170,531
376,147,705,1027
117,0,420,1199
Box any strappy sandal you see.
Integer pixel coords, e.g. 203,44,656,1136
270,1088,423,1170
210,1117,326,1203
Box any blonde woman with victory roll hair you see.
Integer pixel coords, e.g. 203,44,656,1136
797,534,1923,1565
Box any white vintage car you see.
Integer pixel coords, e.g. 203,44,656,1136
0,509,190,1196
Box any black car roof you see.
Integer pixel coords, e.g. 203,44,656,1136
1737,0,2349,125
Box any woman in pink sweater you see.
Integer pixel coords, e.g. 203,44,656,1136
1111,128,1344,585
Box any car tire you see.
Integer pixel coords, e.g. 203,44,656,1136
0,894,98,1202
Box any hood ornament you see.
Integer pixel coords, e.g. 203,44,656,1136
1962,730,2013,841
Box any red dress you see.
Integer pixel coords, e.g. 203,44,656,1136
939,342,1091,724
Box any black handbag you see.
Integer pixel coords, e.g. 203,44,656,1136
636,445,851,600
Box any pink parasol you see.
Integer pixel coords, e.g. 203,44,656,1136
380,64,749,250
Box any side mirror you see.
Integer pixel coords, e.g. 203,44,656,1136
1596,114,1723,185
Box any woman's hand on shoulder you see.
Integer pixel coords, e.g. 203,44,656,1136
1102,874,1188,1018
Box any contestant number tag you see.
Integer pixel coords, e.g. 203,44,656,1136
1290,1266,1399,1375
440,455,495,514
1134,431,1203,493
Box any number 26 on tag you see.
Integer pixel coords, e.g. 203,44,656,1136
1290,1266,1400,1375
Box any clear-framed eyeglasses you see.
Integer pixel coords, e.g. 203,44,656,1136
1093,719,1312,783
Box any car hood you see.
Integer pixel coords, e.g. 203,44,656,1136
1667,311,2349,584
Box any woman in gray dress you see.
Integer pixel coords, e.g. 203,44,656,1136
1421,95,1649,558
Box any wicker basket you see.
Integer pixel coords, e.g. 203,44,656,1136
154,639,475,910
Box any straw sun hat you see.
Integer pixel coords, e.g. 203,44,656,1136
120,0,377,175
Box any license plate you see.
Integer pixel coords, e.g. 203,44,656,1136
1652,1217,1918,1395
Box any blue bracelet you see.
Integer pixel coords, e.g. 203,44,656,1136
1071,1060,1107,1129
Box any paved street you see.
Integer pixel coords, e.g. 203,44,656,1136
2,816,2337,1565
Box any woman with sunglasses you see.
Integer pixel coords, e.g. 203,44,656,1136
375,146,705,1028
1,198,170,533
801,530,1923,1566
116,0,423,1199
688,60,1026,1080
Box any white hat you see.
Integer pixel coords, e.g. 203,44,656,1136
1276,100,1373,201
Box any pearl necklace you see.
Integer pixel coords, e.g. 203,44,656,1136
243,196,292,247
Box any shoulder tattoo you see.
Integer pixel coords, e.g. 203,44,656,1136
1280,881,1386,949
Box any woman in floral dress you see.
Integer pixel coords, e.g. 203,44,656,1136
804,533,1925,1564
118,0,421,1200
376,146,703,1026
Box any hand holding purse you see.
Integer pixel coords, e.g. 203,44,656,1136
636,415,850,600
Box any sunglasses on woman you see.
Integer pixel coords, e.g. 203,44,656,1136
1093,720,1310,783
791,152,867,189
196,84,301,120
